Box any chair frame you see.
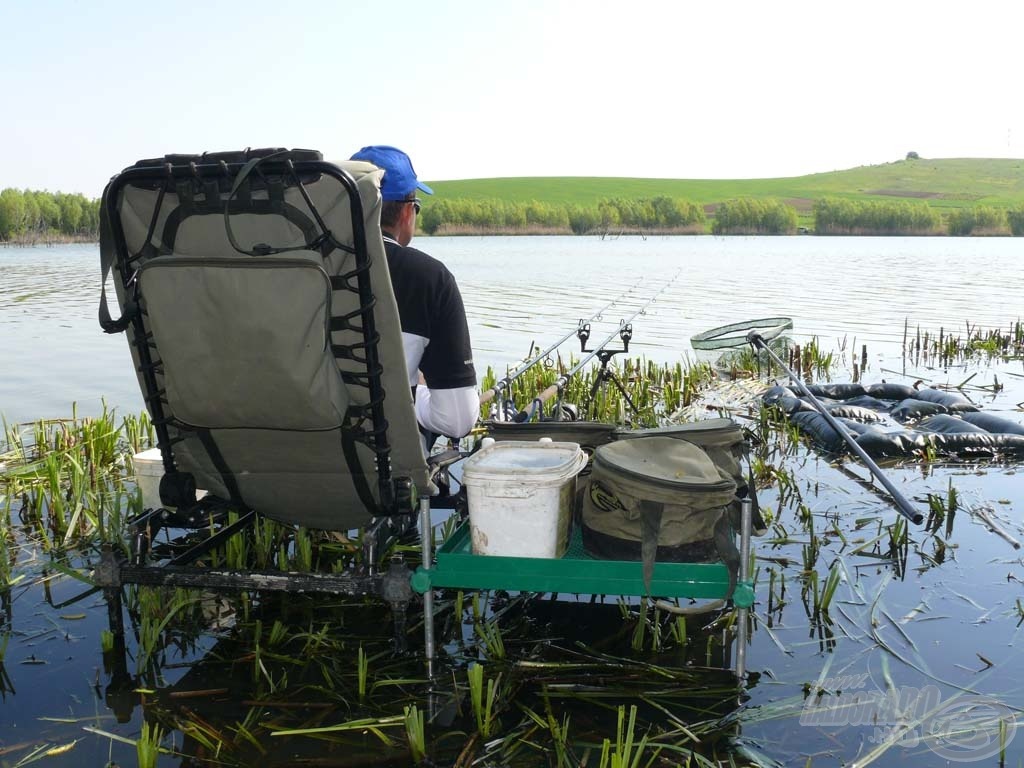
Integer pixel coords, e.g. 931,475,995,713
94,152,437,658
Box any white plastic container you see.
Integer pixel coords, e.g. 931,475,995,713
132,448,165,510
462,440,587,558
132,448,206,510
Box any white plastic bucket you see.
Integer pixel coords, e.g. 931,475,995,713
132,448,164,511
132,448,206,510
462,440,587,558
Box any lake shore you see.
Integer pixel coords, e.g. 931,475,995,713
1,233,98,246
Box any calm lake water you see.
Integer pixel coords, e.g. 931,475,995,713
1,237,1024,766
2,236,1022,424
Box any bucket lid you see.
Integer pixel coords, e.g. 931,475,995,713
594,437,733,491
485,420,617,454
133,448,165,476
463,440,585,477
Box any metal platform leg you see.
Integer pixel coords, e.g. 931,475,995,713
735,498,752,679
420,496,436,678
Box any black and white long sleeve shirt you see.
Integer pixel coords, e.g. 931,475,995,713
382,234,479,437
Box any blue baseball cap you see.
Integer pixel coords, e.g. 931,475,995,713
350,145,434,201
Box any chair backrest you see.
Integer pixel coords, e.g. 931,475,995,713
99,149,434,530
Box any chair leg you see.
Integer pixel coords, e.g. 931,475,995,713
101,585,138,723
419,496,436,677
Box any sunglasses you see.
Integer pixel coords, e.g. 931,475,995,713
405,198,422,214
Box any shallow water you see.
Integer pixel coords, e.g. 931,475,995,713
2,238,1024,766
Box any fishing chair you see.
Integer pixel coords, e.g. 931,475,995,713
93,149,461,660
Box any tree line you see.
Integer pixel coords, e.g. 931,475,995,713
419,195,1024,236
0,188,101,241
418,196,706,235
813,197,940,235
5,185,1024,240
711,198,798,235
814,197,1024,236
418,195,797,235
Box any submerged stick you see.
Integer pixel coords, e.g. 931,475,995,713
967,503,1021,550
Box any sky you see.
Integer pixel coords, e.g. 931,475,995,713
2,0,1023,197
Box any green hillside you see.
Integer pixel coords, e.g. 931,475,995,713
427,158,1024,214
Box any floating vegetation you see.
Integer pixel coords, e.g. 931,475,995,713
903,317,1024,365
0,404,153,553
788,336,836,382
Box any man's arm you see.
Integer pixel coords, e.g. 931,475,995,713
414,384,480,438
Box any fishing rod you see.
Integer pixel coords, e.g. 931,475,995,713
480,278,644,417
746,331,924,525
516,271,681,423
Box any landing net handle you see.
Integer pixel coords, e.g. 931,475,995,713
747,332,923,525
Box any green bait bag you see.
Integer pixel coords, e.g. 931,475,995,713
581,435,739,592
614,418,767,535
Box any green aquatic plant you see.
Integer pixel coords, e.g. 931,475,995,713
468,662,499,738
224,510,249,569
0,524,13,591
481,356,714,425
475,616,507,660
767,567,787,614
787,337,835,382
813,562,841,620
294,526,314,571
404,704,427,763
136,588,203,671
598,704,654,768
357,643,369,699
905,320,1024,364
136,720,164,768
122,410,155,456
0,407,150,554
669,614,687,647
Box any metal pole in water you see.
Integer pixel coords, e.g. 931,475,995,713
735,498,751,680
747,332,924,525
419,497,436,678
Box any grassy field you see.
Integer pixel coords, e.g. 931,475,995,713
427,157,1024,215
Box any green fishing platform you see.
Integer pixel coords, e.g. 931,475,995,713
411,521,755,608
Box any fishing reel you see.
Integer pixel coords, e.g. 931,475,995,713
548,402,579,422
